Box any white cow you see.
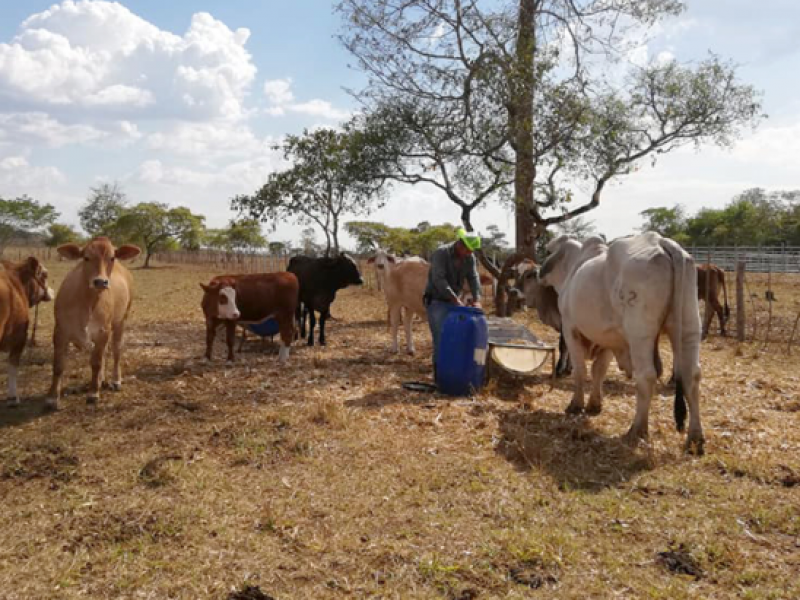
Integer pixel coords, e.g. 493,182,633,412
368,249,429,354
539,233,704,454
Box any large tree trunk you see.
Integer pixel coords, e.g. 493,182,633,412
512,0,537,260
489,0,537,317
144,248,153,268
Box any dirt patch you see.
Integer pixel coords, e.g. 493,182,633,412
656,544,704,580
1,442,79,483
508,561,559,589
226,585,276,600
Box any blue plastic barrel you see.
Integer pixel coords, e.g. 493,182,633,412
247,318,280,337
435,306,489,396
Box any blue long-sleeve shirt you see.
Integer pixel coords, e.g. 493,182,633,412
424,242,481,303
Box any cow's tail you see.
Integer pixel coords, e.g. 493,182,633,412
659,238,692,432
720,269,730,320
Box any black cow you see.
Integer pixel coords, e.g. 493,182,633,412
287,254,363,346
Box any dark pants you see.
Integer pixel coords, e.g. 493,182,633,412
426,300,452,372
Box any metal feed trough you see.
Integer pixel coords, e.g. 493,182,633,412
486,317,556,381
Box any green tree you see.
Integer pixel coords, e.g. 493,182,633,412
0,195,59,254
482,225,510,261
206,219,267,253
299,227,321,257
79,182,128,238
555,216,599,242
45,223,81,248
640,206,687,239
344,221,393,254
268,241,290,256
114,202,205,268
233,121,391,255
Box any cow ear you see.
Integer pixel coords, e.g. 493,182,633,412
57,243,82,261
367,257,375,264
387,255,396,264
200,282,214,293
115,245,141,261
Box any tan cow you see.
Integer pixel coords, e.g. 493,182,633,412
46,238,141,409
385,260,429,354
368,249,428,336
539,233,703,454
0,257,54,406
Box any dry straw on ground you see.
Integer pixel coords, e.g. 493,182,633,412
1,260,798,599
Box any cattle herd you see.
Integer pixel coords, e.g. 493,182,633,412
1,232,737,455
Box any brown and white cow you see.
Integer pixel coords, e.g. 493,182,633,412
697,263,730,338
200,272,298,363
539,233,704,454
47,238,141,409
0,257,54,406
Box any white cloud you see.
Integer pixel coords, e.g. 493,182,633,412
132,150,286,191
0,112,141,148
288,99,351,121
727,120,800,168
146,122,274,159
0,155,66,189
262,77,350,121
0,2,256,121
263,78,294,105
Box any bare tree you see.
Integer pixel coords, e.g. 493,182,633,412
340,0,763,313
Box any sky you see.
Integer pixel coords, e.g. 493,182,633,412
1,0,799,248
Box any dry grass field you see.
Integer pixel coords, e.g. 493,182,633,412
1,258,799,599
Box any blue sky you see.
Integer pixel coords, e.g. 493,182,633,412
1,1,799,248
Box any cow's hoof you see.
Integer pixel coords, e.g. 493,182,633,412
565,402,584,415
6,397,20,408
685,436,705,456
43,400,59,413
319,341,327,347
110,382,122,392
585,402,603,416
622,428,647,447
407,349,416,356
86,395,99,405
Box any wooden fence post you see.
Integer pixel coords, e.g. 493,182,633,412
703,248,712,337
736,260,746,342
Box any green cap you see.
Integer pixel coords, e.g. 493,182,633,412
456,227,481,251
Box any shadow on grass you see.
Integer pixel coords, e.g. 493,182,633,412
346,386,442,409
0,396,56,430
495,408,654,492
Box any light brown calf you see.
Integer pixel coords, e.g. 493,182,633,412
385,261,429,354
47,238,141,409
0,257,53,406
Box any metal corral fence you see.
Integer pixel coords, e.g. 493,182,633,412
688,246,800,273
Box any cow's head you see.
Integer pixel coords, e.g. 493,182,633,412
2,256,54,306
200,279,240,320
538,235,582,292
326,253,363,287
366,249,396,272
57,238,141,291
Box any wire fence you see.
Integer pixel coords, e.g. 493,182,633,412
688,246,800,273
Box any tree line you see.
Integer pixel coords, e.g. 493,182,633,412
0,183,273,268
640,188,800,247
